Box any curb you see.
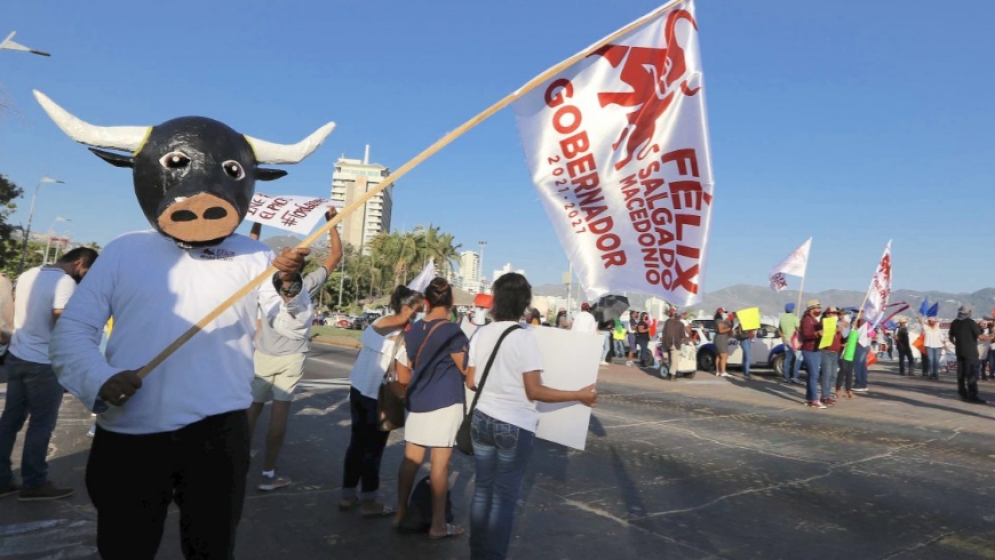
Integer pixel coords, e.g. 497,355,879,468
311,335,361,350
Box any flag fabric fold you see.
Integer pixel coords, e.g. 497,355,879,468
862,241,893,327
768,238,812,292
513,0,714,305
927,302,939,318
919,297,929,317
407,260,437,293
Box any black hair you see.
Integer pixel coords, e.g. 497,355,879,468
424,277,453,310
58,247,98,267
492,272,531,322
389,285,424,314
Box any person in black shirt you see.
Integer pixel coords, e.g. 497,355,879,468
895,318,914,376
948,305,994,404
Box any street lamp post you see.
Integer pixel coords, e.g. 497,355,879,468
478,241,487,293
18,176,65,275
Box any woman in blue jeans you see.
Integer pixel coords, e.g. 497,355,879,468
466,273,598,559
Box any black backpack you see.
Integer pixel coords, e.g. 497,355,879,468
397,476,453,533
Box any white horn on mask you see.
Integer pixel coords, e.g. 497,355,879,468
33,90,150,153
245,122,336,165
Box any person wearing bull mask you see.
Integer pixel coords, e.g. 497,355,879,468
39,90,336,559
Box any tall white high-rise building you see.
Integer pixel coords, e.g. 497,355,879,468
459,250,480,291
492,263,526,283
330,145,392,252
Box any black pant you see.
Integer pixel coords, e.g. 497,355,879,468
921,353,929,376
342,388,390,495
836,359,854,391
86,410,250,560
898,347,914,375
956,356,980,399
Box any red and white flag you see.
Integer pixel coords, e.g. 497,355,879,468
513,0,714,305
862,241,893,326
768,238,812,292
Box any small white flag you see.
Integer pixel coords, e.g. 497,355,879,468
408,260,437,293
862,241,893,327
768,238,812,292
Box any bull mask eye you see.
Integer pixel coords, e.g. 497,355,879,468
159,152,191,170
222,160,245,180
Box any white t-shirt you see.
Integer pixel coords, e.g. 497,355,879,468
571,311,598,335
350,321,408,400
469,321,544,432
50,231,307,434
923,324,944,348
10,265,77,364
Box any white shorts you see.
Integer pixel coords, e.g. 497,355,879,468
251,351,306,402
404,403,463,448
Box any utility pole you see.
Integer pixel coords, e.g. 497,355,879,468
478,240,487,293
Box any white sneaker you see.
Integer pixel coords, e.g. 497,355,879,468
720,372,732,378
626,361,634,367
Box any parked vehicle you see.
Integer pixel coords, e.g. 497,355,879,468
350,311,382,330
695,323,789,375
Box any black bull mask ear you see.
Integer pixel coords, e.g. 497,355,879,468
33,90,335,247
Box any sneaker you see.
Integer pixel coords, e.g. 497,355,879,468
625,361,634,367
719,372,732,378
258,473,292,492
852,387,869,393
0,482,19,498
807,400,827,409
821,398,836,407
18,482,74,501
964,397,988,405
790,378,803,385
87,424,96,438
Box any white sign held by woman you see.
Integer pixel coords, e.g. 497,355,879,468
530,326,602,450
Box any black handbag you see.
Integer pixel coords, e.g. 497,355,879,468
456,324,521,455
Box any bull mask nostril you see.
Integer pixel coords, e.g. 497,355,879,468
171,210,198,222
203,207,228,220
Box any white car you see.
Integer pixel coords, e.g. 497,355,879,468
695,323,791,375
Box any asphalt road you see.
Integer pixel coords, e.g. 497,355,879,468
1,347,994,560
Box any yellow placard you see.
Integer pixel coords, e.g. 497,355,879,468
819,317,838,349
736,307,761,331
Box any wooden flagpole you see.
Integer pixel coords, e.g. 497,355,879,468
137,0,691,378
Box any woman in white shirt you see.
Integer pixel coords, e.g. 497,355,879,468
466,272,597,559
339,286,423,517
918,315,944,379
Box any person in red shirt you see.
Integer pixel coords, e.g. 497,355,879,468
799,300,826,408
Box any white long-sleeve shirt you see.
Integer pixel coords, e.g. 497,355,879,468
50,231,308,434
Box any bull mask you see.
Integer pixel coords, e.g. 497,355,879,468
34,90,335,248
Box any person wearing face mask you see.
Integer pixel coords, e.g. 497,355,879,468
0,247,98,501
340,285,424,517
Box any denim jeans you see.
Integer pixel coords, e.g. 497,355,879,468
802,350,822,402
613,339,625,359
821,351,839,398
601,332,611,363
782,348,795,381
898,347,914,375
791,350,802,379
470,410,535,560
0,354,66,489
853,345,869,389
927,347,942,377
740,339,752,378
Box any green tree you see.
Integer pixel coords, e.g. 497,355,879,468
0,175,25,273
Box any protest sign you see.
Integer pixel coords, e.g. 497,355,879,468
244,193,342,236
736,307,760,331
819,317,838,349
531,326,601,451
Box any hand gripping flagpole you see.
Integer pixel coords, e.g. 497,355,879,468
137,0,691,378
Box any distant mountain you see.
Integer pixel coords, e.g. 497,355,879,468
261,234,305,253
532,283,995,319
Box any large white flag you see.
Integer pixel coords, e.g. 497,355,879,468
862,241,893,326
768,238,812,292
513,0,714,305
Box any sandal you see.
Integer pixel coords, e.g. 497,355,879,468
361,502,396,519
428,523,465,540
338,496,360,512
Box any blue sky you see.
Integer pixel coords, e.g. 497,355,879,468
1,0,993,294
